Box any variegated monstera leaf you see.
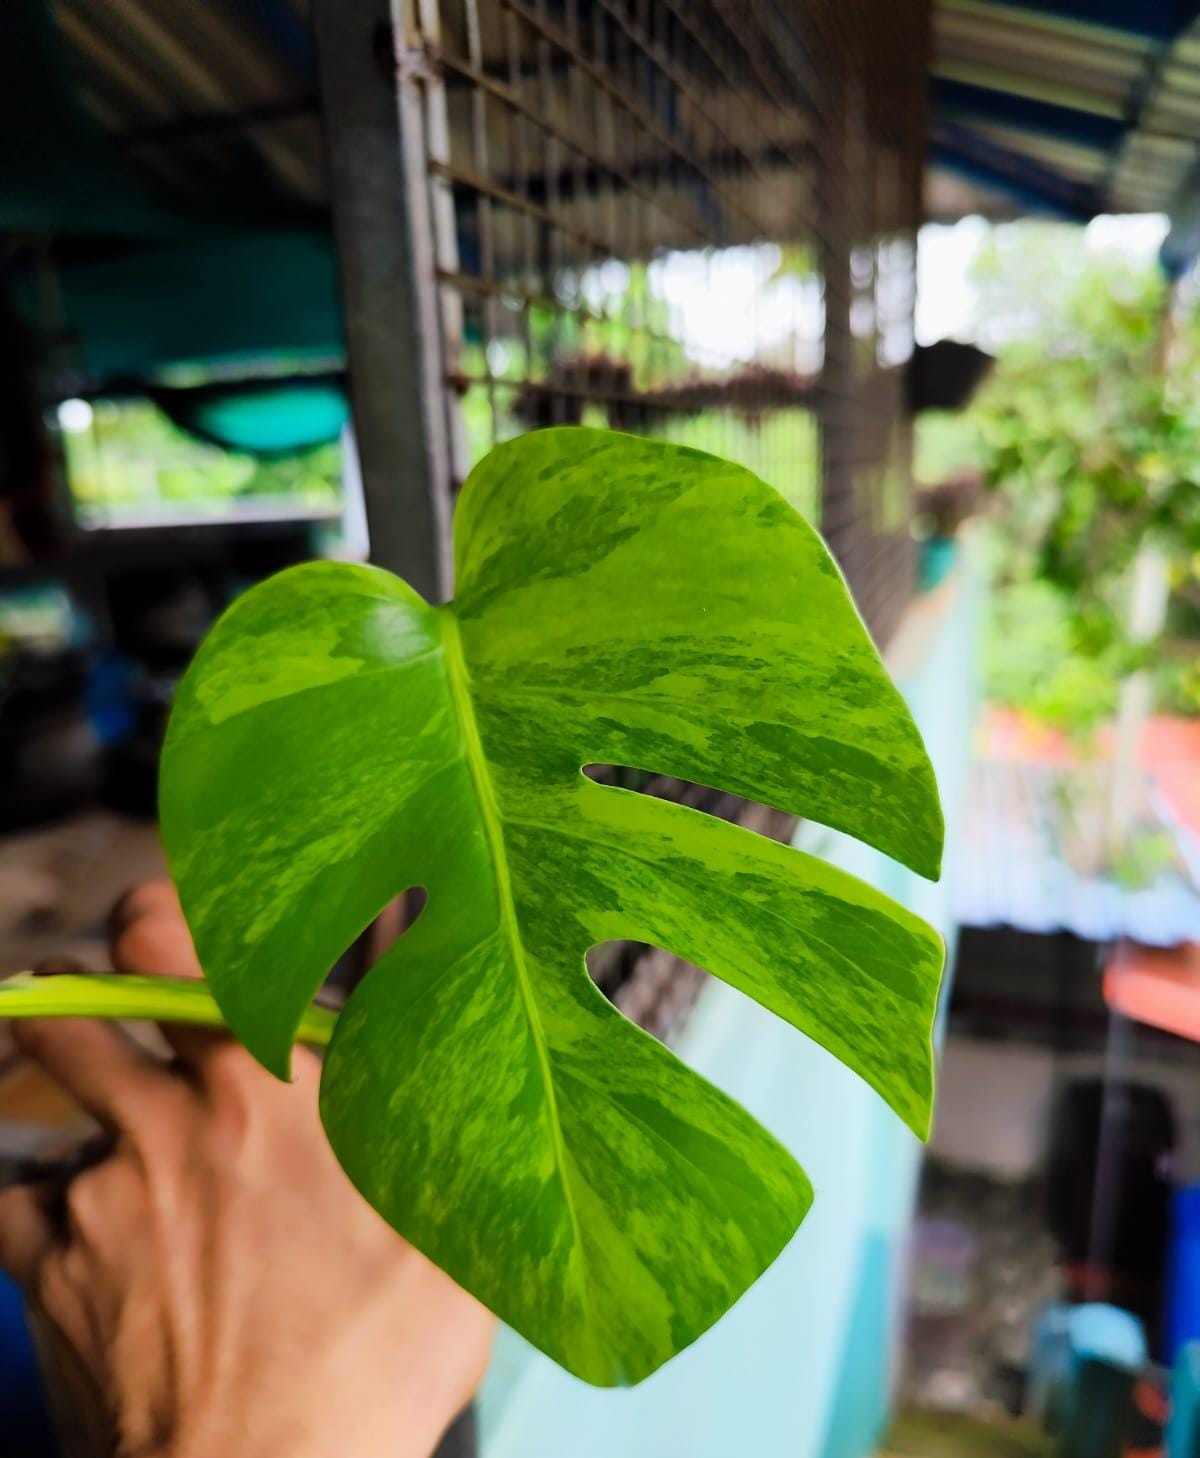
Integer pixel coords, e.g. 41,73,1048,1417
159,427,944,1386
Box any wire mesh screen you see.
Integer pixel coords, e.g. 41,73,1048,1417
808,0,928,639
391,0,929,1027
401,0,928,642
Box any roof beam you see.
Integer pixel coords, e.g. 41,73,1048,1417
931,120,1101,218
933,76,1128,148
987,0,1199,44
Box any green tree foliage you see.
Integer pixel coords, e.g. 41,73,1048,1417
928,223,1200,731
63,398,342,520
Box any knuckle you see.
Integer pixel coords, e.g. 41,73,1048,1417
112,1076,182,1138
205,1039,258,1085
11,1017,53,1058
63,1167,108,1240
110,920,161,974
209,1080,256,1156
204,1047,268,1127
125,1087,194,1165
109,879,175,937
57,1238,91,1293
64,1147,152,1247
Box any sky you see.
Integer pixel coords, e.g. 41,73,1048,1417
574,213,1174,380
915,212,1170,347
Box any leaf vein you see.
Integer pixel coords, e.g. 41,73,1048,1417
439,610,596,1332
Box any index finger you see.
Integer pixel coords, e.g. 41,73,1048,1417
8,1015,172,1135
109,881,201,979
108,880,228,1072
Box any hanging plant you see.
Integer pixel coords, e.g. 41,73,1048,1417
2,428,944,1386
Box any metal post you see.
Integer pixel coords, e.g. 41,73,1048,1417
310,16,470,1452
312,0,454,602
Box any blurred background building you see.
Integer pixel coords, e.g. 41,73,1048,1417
2,0,1200,1454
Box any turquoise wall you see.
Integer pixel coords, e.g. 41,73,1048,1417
479,551,979,1458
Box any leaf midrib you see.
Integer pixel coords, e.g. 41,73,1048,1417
438,608,594,1330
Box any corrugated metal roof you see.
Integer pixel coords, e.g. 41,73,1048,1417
53,0,324,214
28,0,818,254
33,0,1200,234
955,757,1200,944
955,712,1200,947
931,0,1200,225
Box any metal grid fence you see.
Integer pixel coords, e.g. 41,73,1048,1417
384,0,930,1027
395,0,928,643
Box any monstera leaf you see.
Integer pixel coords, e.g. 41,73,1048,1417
156,427,944,1386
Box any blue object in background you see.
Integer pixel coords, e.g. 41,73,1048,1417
918,536,957,592
86,652,138,747
1028,1303,1072,1431
1066,1303,1148,1373
1029,1302,1147,1421
0,1272,56,1454
1168,1342,1200,1458
174,379,349,457
1166,1185,1200,1366
1028,1302,1146,1458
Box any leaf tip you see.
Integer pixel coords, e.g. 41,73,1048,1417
255,1037,298,1084
908,1098,935,1144
226,1014,299,1083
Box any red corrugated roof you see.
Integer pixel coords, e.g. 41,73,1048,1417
981,709,1200,838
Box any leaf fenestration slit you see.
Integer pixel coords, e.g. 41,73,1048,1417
582,763,795,843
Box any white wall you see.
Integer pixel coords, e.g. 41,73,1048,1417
932,1033,1200,1182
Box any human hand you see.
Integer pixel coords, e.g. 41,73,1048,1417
0,880,493,1458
